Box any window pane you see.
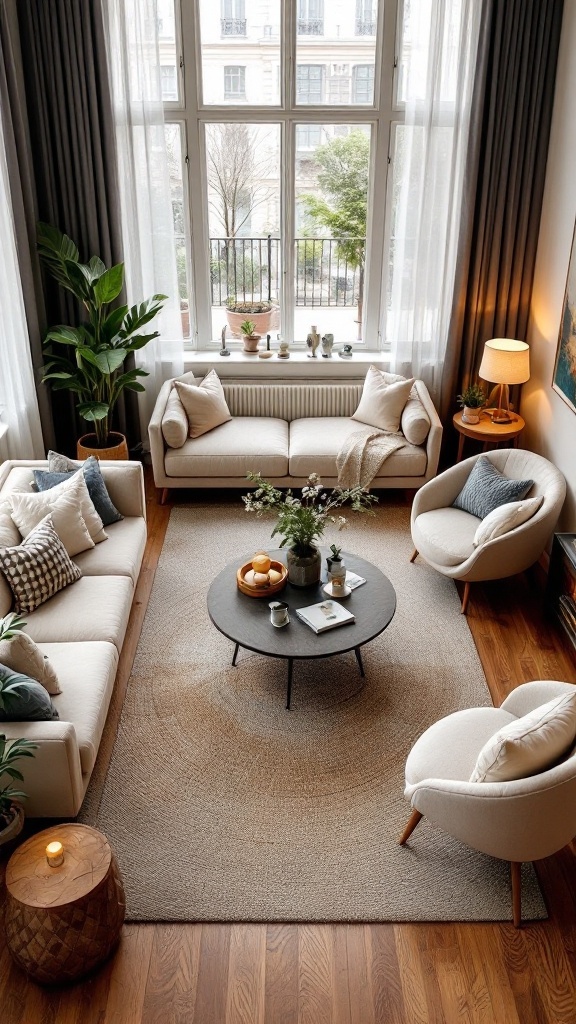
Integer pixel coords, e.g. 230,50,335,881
164,123,191,339
296,0,378,106
294,124,371,342
398,0,464,104
205,124,281,339
158,0,179,103
199,0,281,105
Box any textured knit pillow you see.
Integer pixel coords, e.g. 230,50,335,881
0,632,61,694
452,456,533,519
174,370,232,439
473,495,544,548
352,365,415,433
400,395,431,446
469,691,576,783
10,487,94,557
37,455,123,527
0,664,59,721
0,515,81,614
8,469,106,544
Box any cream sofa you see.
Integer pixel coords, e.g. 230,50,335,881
149,378,443,499
0,459,146,817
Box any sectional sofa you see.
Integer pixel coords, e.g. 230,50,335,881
149,376,443,499
0,460,146,817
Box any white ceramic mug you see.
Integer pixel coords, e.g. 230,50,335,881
269,601,289,626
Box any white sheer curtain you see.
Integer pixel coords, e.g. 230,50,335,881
386,0,482,401
0,109,44,460
103,0,184,443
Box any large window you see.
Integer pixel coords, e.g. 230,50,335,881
162,0,466,348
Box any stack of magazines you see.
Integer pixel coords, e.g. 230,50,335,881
296,600,355,634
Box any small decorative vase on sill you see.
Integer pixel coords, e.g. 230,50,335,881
287,546,322,587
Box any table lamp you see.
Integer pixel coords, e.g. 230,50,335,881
478,338,530,424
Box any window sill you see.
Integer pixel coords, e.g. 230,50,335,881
184,349,388,379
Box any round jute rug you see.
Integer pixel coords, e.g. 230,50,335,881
81,502,546,922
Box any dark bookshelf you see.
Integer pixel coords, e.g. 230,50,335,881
547,533,576,656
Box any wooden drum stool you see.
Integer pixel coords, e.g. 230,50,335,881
4,823,125,984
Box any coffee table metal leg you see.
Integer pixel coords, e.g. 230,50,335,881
232,642,240,666
286,659,294,710
355,647,365,677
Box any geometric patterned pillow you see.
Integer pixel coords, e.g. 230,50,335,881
0,514,81,614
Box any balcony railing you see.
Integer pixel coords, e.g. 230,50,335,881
209,236,363,308
221,18,246,35
297,18,323,34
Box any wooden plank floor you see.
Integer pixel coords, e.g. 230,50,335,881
2,478,576,1023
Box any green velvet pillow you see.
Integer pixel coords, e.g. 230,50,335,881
452,456,533,519
0,664,59,721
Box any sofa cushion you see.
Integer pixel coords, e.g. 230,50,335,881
469,691,576,784
74,517,147,584
165,417,289,478
453,456,534,519
352,366,415,432
38,455,123,526
0,513,21,617
473,496,544,547
412,508,478,567
0,631,61,694
46,640,118,774
174,370,232,439
0,515,82,614
3,469,107,544
10,487,95,557
0,665,59,721
401,394,431,446
23,574,133,649
162,387,190,449
289,418,426,479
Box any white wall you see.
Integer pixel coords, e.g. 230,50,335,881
521,0,576,530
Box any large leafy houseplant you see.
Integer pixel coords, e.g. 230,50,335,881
37,223,167,448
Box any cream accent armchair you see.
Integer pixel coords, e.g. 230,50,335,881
410,448,566,613
399,680,576,926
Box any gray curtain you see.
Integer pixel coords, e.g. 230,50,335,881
440,0,564,428
0,0,54,451
13,0,139,454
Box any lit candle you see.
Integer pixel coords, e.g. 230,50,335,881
46,840,64,867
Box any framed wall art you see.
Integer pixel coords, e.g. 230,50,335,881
553,220,576,414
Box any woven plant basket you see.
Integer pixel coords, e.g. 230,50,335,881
0,802,24,848
77,432,129,461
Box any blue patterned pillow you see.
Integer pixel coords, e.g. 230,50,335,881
452,456,534,519
0,664,59,721
33,456,123,527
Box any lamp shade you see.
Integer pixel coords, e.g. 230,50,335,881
479,338,530,385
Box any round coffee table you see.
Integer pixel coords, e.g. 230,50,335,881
208,549,396,709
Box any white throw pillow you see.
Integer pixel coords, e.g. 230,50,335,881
174,370,232,439
469,691,576,783
7,470,107,545
162,386,191,449
352,365,415,433
473,495,543,548
10,487,95,557
401,395,430,447
0,633,61,694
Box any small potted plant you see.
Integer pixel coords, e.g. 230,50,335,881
326,543,344,574
457,383,486,425
240,319,261,354
0,734,37,847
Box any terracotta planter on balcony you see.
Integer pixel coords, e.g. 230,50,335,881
226,305,279,339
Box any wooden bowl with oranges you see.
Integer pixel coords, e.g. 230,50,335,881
236,551,288,597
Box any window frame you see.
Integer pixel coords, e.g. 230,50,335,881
173,0,399,350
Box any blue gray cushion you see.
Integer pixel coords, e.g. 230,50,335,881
452,456,534,519
33,456,123,527
0,664,59,721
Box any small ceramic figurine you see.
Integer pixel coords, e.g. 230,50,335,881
278,337,290,358
339,343,353,359
219,324,230,356
321,333,334,358
258,332,274,359
306,325,320,358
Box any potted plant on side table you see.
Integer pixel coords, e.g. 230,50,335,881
0,735,37,849
37,222,167,459
457,383,486,425
243,473,377,587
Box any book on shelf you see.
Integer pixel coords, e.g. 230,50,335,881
296,600,355,634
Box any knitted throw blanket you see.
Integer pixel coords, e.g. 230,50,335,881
336,427,405,489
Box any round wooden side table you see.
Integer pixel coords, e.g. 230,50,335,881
453,410,525,462
4,823,125,985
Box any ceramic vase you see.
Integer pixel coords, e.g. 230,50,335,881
462,406,480,425
287,546,321,587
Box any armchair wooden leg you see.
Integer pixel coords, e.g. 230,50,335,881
511,861,522,928
460,581,471,614
159,487,169,505
409,548,419,564
399,809,423,845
